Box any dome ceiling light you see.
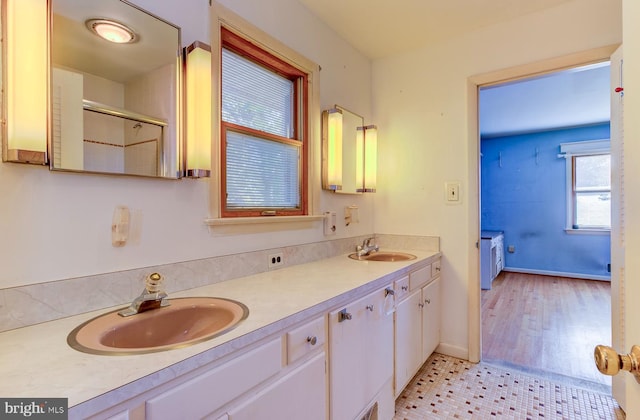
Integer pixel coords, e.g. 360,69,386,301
85,19,137,44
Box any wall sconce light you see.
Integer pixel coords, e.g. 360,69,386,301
183,41,211,178
85,19,137,44
321,107,343,191
2,0,48,165
356,125,377,193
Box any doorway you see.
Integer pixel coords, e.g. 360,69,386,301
477,63,612,388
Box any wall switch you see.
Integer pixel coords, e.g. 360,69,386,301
268,252,284,269
445,182,461,204
324,211,337,235
508,245,515,253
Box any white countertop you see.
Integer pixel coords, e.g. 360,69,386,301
0,249,440,417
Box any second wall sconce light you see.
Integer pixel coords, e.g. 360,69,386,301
357,125,377,193
183,41,212,178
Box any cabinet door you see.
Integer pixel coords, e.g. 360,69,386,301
329,286,394,420
227,353,326,420
394,289,422,397
421,277,441,361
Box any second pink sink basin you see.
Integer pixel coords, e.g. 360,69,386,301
348,252,417,262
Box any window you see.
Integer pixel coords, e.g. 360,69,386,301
220,28,308,217
572,154,611,228
560,140,611,231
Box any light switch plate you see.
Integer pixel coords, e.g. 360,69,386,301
445,182,461,204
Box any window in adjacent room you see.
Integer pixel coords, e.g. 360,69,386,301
560,139,611,231
572,153,611,229
220,28,308,217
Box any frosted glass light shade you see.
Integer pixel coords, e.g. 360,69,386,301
355,126,364,189
358,125,377,193
184,42,212,178
3,0,48,164
322,108,343,190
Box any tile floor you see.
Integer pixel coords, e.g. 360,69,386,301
394,353,625,419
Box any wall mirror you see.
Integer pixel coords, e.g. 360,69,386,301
322,105,364,194
50,0,183,178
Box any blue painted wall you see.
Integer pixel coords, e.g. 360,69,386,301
481,123,611,278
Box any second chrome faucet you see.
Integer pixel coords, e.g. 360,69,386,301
356,237,379,257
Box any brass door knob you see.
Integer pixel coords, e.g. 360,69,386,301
594,344,640,383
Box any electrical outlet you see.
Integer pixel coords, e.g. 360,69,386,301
268,252,284,269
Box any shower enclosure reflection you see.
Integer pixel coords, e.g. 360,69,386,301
50,0,183,178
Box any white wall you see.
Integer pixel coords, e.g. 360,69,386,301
0,0,373,288
372,0,621,356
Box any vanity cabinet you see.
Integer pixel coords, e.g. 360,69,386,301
394,259,441,397
94,317,327,420
329,285,394,420
70,253,444,420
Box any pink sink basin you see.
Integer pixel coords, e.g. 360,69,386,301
68,297,249,355
348,252,417,262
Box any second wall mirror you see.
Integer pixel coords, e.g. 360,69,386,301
322,105,377,194
50,0,183,178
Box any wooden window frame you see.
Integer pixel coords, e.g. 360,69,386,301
220,28,309,218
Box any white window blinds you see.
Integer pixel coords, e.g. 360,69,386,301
222,47,301,210
225,130,300,208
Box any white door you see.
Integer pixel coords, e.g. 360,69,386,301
609,44,640,417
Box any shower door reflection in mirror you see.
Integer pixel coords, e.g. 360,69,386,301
50,0,183,178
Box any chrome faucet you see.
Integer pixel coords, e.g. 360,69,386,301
118,272,170,317
356,237,379,257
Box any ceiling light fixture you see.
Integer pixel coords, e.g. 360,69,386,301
86,19,137,44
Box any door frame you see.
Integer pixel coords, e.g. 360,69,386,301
467,45,620,364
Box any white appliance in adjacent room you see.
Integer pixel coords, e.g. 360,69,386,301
481,230,504,290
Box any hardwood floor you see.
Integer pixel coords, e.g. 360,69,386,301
481,271,612,388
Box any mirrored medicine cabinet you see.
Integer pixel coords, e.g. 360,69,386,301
50,0,183,178
322,105,363,194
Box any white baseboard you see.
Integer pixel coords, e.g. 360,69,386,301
502,267,611,281
435,343,468,360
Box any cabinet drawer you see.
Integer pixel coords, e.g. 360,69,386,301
409,264,432,291
146,338,282,420
431,259,441,277
286,316,326,364
394,275,410,301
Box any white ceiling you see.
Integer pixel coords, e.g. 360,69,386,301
479,63,611,138
297,0,572,59
297,0,611,137
52,0,179,83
